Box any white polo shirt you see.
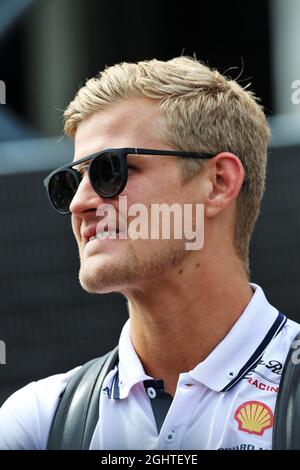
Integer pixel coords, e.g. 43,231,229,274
0,283,299,450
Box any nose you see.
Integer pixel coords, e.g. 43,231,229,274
69,173,104,216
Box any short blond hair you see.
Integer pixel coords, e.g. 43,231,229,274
64,56,270,275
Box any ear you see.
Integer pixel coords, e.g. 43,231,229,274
204,152,246,218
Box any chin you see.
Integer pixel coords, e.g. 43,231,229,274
79,267,120,294
78,258,137,294
78,239,189,294
79,279,117,294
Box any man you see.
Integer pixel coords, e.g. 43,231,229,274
0,56,299,450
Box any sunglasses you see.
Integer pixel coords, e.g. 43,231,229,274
43,147,215,214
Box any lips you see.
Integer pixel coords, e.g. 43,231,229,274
82,225,97,245
82,224,120,244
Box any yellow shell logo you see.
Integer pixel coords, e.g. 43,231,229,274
234,401,273,436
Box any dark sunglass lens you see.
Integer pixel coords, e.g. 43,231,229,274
48,170,78,213
90,152,123,197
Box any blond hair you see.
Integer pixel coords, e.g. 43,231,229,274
64,57,270,275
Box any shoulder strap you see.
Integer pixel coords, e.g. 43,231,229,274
273,330,300,449
47,346,119,449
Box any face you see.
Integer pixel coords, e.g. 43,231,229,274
70,97,203,295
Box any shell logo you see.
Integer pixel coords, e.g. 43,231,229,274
234,401,273,436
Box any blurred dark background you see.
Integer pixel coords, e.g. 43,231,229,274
0,0,300,404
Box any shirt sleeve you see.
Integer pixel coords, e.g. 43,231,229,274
0,366,81,450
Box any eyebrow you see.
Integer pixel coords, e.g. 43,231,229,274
71,149,104,169
72,154,97,171
72,152,141,170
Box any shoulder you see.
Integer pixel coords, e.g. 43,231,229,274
274,317,300,356
258,316,300,382
0,366,81,450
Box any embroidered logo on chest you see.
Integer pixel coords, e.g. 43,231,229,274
234,400,273,436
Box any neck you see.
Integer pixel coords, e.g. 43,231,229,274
124,253,253,396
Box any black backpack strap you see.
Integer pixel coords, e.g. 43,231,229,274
273,330,300,449
47,346,119,449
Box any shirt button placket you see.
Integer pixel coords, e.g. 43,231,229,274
147,387,157,399
165,429,176,444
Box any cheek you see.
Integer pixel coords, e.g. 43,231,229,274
125,169,181,204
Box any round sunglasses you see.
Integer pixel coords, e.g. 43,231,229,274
43,147,215,214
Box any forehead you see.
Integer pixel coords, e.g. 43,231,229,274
73,97,164,162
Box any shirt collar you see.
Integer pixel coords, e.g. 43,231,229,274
115,283,286,398
189,283,286,391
